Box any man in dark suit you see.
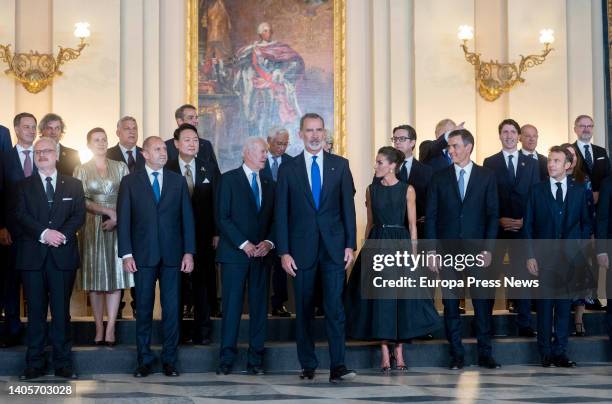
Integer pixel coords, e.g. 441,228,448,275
520,124,548,180
165,104,219,170
425,128,500,370
107,116,145,317
0,113,39,348
276,113,357,383
117,136,196,378
38,113,80,176
483,119,539,337
15,137,85,380
0,124,12,152
595,176,612,343
524,146,591,368
572,115,610,196
166,124,221,346
107,116,146,174
419,118,462,173
216,137,275,375
261,127,292,317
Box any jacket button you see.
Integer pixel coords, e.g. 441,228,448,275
48,221,52,224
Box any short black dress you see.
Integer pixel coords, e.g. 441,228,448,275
345,181,440,341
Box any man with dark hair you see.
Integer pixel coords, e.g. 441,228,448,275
525,146,591,368
166,123,221,345
520,124,548,180
165,104,219,170
484,119,539,337
16,137,85,380
117,136,196,378
426,128,500,370
38,113,80,176
0,112,38,348
276,112,357,383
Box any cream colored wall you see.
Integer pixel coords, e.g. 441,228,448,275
0,0,606,241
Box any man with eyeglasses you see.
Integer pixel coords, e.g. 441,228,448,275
572,115,610,201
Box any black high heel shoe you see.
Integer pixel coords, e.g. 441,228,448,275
574,323,586,337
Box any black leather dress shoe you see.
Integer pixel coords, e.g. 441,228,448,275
133,364,152,377
163,364,179,377
192,337,212,346
54,367,77,379
329,366,356,384
541,356,553,367
247,365,265,375
216,364,232,375
300,368,315,380
518,327,537,337
271,306,292,317
415,333,434,341
553,356,576,368
449,357,464,370
20,367,45,380
478,356,501,369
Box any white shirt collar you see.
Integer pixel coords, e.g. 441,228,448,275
454,160,473,176
576,139,592,149
502,149,519,159
521,149,538,157
145,165,162,177
38,170,58,185
242,163,260,178
304,148,324,162
119,143,136,154
179,156,196,172
16,143,33,153
549,175,567,187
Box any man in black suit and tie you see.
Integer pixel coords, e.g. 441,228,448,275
107,116,145,317
38,113,81,176
0,113,39,348
572,115,611,198
0,124,11,152
483,119,539,337
426,128,500,370
167,124,221,346
525,146,591,368
216,137,275,375
165,104,219,170
117,136,196,378
261,127,292,317
16,137,85,380
276,112,357,383
419,118,463,173
520,124,548,180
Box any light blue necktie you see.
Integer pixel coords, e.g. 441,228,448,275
311,156,321,210
444,149,452,165
271,156,279,182
458,168,465,201
251,172,260,211
152,172,161,203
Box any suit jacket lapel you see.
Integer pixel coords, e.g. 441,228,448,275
238,168,259,213
319,153,333,207
463,164,477,203
260,176,272,214
516,153,529,184
159,168,172,204
138,169,157,203
448,166,462,203
49,175,65,217
195,159,207,184
296,153,316,209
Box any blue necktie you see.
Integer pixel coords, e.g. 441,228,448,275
444,149,452,165
271,157,279,182
584,145,594,170
458,169,466,201
251,172,260,211
152,172,161,203
311,156,321,210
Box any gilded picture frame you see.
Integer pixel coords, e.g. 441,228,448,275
186,0,346,171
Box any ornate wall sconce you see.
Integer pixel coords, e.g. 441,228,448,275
0,22,91,94
458,25,554,101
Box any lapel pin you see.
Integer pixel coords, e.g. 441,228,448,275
200,167,206,172
331,167,335,171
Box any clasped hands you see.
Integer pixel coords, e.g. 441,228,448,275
242,241,273,258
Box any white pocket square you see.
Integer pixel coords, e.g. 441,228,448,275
203,178,210,183
62,197,72,201
597,156,605,160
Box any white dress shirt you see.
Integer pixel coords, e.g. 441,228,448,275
145,165,163,193
239,163,274,251
179,157,196,178
15,143,34,171
119,143,138,164
520,149,539,160
268,154,283,167
549,176,568,201
304,148,324,187
38,170,62,244
502,150,519,175
454,160,474,186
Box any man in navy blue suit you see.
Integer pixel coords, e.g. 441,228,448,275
216,137,275,375
117,136,196,378
419,118,462,173
0,124,12,152
0,113,38,348
275,113,357,383
483,119,539,337
520,124,548,180
426,128,500,370
165,104,219,171
16,137,85,380
261,127,292,318
524,146,591,368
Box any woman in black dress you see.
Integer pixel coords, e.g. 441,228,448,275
345,146,440,372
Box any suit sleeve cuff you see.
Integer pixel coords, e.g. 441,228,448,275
264,240,274,249
122,254,133,259
39,229,49,244
239,240,248,250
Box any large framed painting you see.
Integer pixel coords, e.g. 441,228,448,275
186,0,346,172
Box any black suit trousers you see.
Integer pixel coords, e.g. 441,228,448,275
0,245,22,337
134,264,180,367
22,255,75,369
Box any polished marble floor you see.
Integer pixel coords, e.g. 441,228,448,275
2,364,612,403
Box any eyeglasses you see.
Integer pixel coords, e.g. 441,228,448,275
34,149,56,156
577,125,594,129
391,136,414,143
